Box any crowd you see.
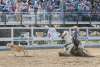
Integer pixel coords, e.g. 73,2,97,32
0,0,60,14
0,0,100,22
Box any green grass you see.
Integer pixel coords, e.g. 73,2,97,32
81,40,100,44
32,40,100,45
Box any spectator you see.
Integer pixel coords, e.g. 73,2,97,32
47,28,60,40
0,0,100,22
34,0,38,24
34,0,38,13
0,0,8,22
21,1,29,14
15,0,22,22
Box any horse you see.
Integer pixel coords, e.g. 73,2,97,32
7,43,27,56
59,31,89,57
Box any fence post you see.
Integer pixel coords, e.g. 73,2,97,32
86,28,89,37
11,27,14,44
21,13,23,25
31,27,34,45
26,31,29,46
86,28,89,44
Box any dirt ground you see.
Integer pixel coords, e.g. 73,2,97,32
0,48,100,67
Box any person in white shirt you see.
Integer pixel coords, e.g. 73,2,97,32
47,28,60,40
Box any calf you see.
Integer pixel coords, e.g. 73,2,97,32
7,43,27,56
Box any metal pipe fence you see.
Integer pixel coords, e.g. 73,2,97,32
0,12,100,25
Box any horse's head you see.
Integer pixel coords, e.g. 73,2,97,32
61,31,72,43
61,31,69,39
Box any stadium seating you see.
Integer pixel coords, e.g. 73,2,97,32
0,0,99,25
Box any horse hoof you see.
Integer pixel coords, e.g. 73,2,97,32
14,54,16,56
59,52,66,56
58,52,70,57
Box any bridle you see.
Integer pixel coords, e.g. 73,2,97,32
61,33,67,38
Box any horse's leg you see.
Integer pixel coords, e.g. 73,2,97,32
23,50,26,56
59,44,72,56
67,44,74,55
64,44,68,52
13,51,16,56
71,47,89,57
11,49,16,56
59,51,71,56
22,46,27,56
79,48,90,57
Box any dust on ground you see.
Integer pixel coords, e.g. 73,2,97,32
0,48,100,67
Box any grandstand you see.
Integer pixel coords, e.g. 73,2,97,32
0,0,99,26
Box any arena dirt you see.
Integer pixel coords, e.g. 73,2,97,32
0,48,100,67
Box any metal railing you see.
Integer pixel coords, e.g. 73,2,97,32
0,12,100,25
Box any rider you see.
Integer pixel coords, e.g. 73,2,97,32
59,26,89,56
72,26,80,50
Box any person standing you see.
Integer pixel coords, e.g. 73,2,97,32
21,0,29,14
34,1,38,24
15,0,22,23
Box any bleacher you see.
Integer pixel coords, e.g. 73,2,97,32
0,0,99,25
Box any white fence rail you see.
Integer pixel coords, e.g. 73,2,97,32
0,27,100,46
